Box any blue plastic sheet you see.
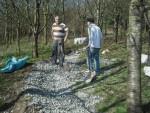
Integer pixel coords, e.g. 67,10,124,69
0,56,28,73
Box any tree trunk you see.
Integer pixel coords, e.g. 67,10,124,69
123,19,128,39
33,33,39,57
62,0,65,22
114,15,119,43
113,0,119,43
16,20,21,56
120,25,123,39
4,23,8,47
100,0,104,30
11,19,15,43
127,0,143,113
4,0,9,47
33,0,41,58
104,21,107,36
81,16,86,37
43,4,48,45
147,29,150,65
97,0,100,26
147,8,150,65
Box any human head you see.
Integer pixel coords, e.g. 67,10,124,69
86,17,95,26
54,15,60,24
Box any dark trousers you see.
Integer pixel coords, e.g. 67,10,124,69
51,39,64,64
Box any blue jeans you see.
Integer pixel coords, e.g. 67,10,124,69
87,47,100,74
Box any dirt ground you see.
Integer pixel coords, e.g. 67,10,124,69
0,64,33,113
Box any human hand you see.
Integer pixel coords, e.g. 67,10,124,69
82,45,89,51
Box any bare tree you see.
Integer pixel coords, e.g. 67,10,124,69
61,0,65,22
127,0,144,112
43,0,49,45
33,0,41,58
144,0,150,65
10,0,21,55
113,0,120,43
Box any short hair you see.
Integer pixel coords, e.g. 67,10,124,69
86,17,95,23
53,13,59,18
54,15,59,18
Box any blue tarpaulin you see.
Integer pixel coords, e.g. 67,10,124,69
0,56,28,73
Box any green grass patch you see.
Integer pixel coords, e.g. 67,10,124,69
92,41,150,113
95,68,127,113
115,103,127,113
0,98,3,108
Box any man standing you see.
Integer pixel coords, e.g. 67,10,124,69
85,17,103,83
51,15,69,66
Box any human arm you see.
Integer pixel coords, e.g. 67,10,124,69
51,28,54,40
85,27,91,49
64,28,69,42
64,24,69,42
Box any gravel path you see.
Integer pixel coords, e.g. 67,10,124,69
23,52,100,113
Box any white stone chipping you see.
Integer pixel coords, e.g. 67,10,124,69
23,52,100,113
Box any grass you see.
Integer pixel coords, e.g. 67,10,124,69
0,36,150,112
93,41,150,113
0,38,51,108
0,38,74,64
78,39,150,113
95,67,127,113
0,37,79,108
73,40,128,113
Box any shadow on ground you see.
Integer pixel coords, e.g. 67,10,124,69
101,60,125,73
71,61,126,92
0,86,95,113
142,102,150,113
0,61,126,112
98,98,126,112
0,63,33,112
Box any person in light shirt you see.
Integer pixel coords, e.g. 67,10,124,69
85,17,103,83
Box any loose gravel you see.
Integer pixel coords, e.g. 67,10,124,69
23,52,101,113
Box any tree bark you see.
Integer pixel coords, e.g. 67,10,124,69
33,33,39,57
146,9,150,65
127,0,143,113
148,30,150,65
62,0,65,22
104,21,107,36
32,0,41,58
100,0,104,30
43,4,48,45
4,22,8,47
113,0,119,43
97,0,100,26
16,20,21,55
114,14,119,43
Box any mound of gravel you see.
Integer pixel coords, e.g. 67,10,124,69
23,52,100,113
